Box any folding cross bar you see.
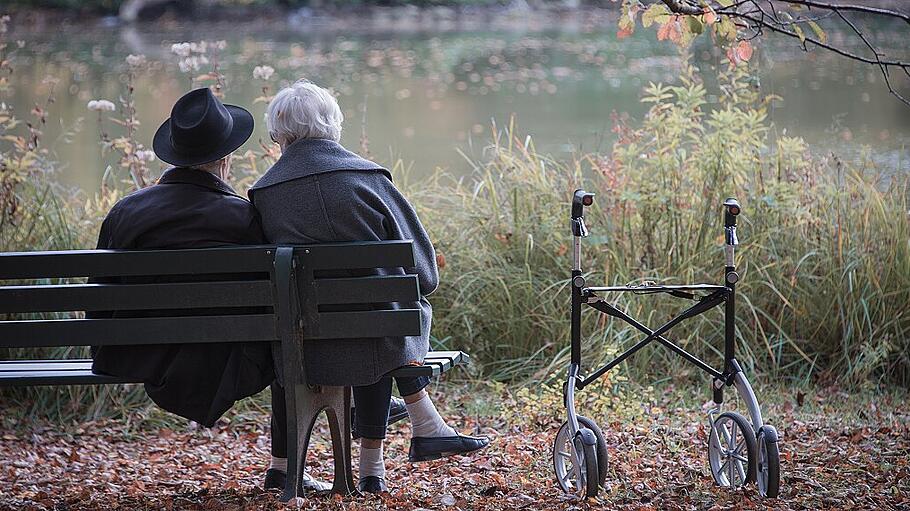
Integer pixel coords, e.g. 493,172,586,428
576,289,728,388
567,190,744,400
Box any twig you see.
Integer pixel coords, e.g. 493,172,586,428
660,0,702,15
735,11,910,107
833,8,910,108
652,0,910,107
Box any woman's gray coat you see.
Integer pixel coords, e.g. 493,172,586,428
248,138,438,387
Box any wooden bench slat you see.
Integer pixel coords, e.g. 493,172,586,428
388,362,442,378
0,357,466,375
0,360,92,371
0,247,276,279
312,310,421,339
0,315,278,348
424,353,458,367
0,242,415,280
424,350,469,364
313,275,419,305
423,356,453,370
0,281,274,314
0,359,461,374
302,241,415,270
0,350,469,385
0,370,137,386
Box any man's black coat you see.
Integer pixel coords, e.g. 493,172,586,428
90,167,274,426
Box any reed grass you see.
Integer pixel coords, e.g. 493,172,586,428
413,66,910,388
0,176,156,424
2,62,908,422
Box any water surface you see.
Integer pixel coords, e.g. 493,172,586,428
8,9,909,192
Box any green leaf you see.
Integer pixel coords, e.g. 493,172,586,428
688,15,704,35
642,3,670,28
718,0,734,6
793,24,806,43
619,3,635,30
807,20,827,43
715,17,737,42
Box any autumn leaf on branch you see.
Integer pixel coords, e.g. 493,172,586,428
726,40,754,66
622,0,910,107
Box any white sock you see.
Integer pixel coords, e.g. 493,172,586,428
359,445,386,480
406,393,456,438
270,456,287,473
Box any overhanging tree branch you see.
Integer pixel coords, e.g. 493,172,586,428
793,0,910,24
660,0,702,16
653,0,910,107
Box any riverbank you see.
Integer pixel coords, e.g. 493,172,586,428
7,3,618,35
5,7,908,192
1,6,909,421
6,0,908,22
7,2,608,27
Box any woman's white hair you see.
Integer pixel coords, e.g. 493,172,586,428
266,80,344,144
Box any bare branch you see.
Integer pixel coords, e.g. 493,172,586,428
731,12,909,68
734,10,910,107
644,0,910,106
661,0,703,16
832,8,910,107
789,0,910,24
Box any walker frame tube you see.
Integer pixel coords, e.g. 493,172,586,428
565,191,759,424
558,190,778,499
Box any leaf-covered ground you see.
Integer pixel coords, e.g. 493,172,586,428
1,384,909,510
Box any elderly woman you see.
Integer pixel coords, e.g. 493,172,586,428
249,80,488,493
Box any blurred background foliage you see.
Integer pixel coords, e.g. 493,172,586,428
1,7,908,423
418,64,909,390
3,0,570,15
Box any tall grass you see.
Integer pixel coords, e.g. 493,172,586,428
2,55,908,422
414,65,910,387
0,176,159,424
0,14,158,423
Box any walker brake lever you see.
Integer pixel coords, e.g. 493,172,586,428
572,217,590,238
725,226,738,246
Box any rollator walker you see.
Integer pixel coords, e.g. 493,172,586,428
553,190,781,499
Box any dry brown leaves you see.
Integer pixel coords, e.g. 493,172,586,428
2,392,909,511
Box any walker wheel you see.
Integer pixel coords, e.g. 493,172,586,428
708,412,757,489
757,425,781,498
577,435,599,498
553,417,606,498
574,416,608,486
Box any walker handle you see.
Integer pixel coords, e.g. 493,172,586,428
572,189,594,237
572,189,595,220
723,197,741,228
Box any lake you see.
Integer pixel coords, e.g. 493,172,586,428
7,8,910,192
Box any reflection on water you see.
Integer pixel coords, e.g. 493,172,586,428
7,9,910,192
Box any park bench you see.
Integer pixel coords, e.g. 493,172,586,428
0,240,468,502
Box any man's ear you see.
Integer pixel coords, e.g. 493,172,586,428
220,156,231,181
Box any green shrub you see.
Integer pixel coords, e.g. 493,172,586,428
415,64,910,387
2,43,908,423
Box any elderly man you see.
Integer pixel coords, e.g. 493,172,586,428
89,87,322,492
249,80,489,493
91,87,273,426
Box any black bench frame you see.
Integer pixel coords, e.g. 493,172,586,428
0,241,468,502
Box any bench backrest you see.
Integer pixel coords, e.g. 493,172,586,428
0,241,420,354
294,242,421,340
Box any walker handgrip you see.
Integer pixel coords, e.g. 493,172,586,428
723,197,740,228
572,189,595,220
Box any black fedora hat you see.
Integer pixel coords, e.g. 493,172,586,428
153,88,254,167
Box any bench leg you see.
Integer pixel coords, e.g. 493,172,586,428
322,385,356,495
280,380,302,503
280,383,356,502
